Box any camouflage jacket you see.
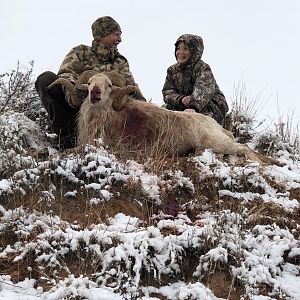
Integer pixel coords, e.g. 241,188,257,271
58,41,137,87
162,34,228,115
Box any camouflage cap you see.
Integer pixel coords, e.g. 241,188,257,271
91,16,121,40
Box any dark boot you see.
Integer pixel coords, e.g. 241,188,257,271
35,71,79,148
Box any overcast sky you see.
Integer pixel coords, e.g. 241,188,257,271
1,0,300,124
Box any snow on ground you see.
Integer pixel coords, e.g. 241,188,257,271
1,105,300,299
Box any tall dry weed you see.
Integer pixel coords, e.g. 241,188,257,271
275,110,300,152
228,80,268,143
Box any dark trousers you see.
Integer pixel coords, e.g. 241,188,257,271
35,71,79,145
201,101,226,127
167,100,226,127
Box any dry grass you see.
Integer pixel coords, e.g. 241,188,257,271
230,80,268,123
275,110,300,152
1,153,299,299
227,81,269,143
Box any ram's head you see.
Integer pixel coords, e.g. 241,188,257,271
47,71,128,108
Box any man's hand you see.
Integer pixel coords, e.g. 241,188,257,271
182,95,192,107
184,108,196,113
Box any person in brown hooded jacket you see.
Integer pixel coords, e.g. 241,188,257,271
162,34,229,126
35,16,145,149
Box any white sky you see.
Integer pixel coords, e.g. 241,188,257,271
1,0,300,124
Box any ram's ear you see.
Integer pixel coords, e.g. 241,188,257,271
111,85,138,111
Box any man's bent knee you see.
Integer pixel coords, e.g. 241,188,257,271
35,71,58,92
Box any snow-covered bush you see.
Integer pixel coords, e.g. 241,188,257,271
0,61,44,122
0,62,50,178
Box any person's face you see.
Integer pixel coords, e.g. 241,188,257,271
175,41,191,64
100,31,122,47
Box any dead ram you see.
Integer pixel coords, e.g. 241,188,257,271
48,72,276,164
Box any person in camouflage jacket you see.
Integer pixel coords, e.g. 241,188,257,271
35,16,144,149
162,34,229,126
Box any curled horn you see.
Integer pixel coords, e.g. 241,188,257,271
47,70,98,107
105,71,126,87
112,85,139,111
47,78,82,107
75,70,98,89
